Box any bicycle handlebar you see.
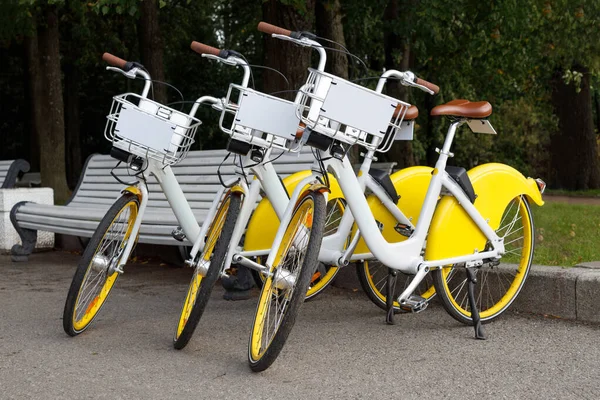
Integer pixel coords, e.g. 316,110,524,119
258,22,292,37
415,77,439,94
190,41,225,58
102,52,129,70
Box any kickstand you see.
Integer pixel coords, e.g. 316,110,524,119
386,268,398,325
466,268,487,340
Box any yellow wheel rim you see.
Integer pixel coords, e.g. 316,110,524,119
441,196,533,319
176,195,232,339
72,200,138,331
250,199,314,361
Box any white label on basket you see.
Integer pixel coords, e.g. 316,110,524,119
235,91,300,140
115,105,177,153
394,120,414,141
320,79,396,137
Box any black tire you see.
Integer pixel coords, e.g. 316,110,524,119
248,190,326,372
173,191,243,349
356,260,436,313
432,196,535,325
250,198,344,300
63,193,140,336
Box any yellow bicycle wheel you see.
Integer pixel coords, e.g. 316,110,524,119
248,190,326,372
252,198,344,299
356,260,436,313
432,195,534,324
63,193,139,336
174,190,242,349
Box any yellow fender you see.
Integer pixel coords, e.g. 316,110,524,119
352,166,434,254
424,163,544,261
121,186,142,201
243,172,343,251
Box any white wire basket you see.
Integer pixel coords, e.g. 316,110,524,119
105,93,202,166
219,84,303,152
296,68,412,153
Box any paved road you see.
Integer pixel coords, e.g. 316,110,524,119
1,252,599,399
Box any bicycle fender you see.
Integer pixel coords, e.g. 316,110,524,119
424,163,544,261
121,186,142,201
352,166,434,254
229,184,245,195
243,171,343,252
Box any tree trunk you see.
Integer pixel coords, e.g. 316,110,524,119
262,0,316,100
315,0,348,80
382,0,414,169
550,66,600,190
23,34,42,172
64,63,82,189
315,0,361,163
138,0,167,104
38,8,70,203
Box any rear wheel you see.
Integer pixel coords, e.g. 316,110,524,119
248,190,326,372
63,193,139,336
356,260,436,313
174,191,242,349
432,195,534,324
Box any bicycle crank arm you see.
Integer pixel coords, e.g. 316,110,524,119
232,254,270,276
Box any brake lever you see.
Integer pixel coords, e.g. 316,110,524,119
106,66,138,80
399,71,435,95
410,82,435,95
271,34,313,48
201,53,238,66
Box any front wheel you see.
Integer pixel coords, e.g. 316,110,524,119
63,193,140,336
432,195,535,324
248,190,326,372
174,191,243,349
251,198,344,300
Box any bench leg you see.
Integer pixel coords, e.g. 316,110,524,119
10,201,38,262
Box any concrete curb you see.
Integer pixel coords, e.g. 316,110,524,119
332,263,600,324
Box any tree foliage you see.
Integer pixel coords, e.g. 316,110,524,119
0,0,598,193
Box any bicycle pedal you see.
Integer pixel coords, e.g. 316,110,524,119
171,226,186,242
399,295,428,313
394,223,414,238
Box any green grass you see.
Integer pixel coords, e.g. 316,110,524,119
545,189,600,198
531,202,600,266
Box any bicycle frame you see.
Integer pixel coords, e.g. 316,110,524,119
259,119,507,303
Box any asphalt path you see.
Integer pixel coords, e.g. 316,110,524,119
1,252,599,399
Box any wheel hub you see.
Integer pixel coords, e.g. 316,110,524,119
273,268,296,290
90,254,110,274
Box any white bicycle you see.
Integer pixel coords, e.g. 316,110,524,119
246,22,545,372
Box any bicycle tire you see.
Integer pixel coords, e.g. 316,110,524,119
174,191,242,349
251,198,344,300
248,190,326,372
432,195,534,324
63,193,139,336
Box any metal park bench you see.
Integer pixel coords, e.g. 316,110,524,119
0,159,31,189
10,148,317,261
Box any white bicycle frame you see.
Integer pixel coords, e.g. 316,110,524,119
236,33,507,305
106,65,245,271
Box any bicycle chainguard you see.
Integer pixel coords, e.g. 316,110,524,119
385,268,398,325
466,267,487,340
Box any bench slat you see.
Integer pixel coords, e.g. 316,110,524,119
13,148,318,248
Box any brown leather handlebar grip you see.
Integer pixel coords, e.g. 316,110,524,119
257,21,292,36
190,41,221,57
415,78,440,94
102,52,127,69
